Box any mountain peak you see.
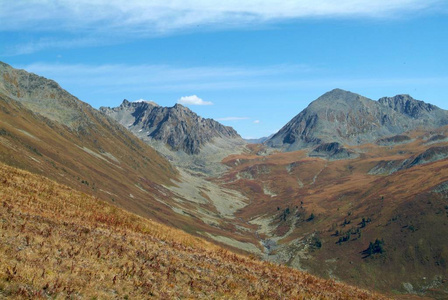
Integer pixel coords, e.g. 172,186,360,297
133,99,159,106
378,94,439,119
266,89,448,151
119,99,159,107
173,103,190,112
313,89,367,106
102,101,242,155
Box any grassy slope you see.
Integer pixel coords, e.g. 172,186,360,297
0,162,384,299
0,84,261,249
0,62,267,250
220,131,448,296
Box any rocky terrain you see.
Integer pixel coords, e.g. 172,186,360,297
101,100,246,174
0,62,255,252
2,61,448,297
266,89,448,151
100,100,242,155
308,142,357,160
221,127,448,297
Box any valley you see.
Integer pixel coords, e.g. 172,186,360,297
1,61,448,298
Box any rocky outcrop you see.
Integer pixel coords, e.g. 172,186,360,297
425,134,448,144
100,100,243,155
432,181,448,199
308,142,356,160
376,135,411,146
369,145,448,175
266,89,448,151
378,95,446,122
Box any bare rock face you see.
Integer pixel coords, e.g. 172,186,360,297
100,100,243,155
309,142,356,160
378,94,444,121
376,135,412,146
266,89,448,151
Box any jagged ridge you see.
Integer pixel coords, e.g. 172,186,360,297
100,100,242,155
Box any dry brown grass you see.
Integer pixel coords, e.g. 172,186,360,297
0,162,385,299
220,128,448,295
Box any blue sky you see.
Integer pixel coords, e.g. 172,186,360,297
1,1,447,139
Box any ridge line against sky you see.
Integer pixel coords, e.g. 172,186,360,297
1,1,447,138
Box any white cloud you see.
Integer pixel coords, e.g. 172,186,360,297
2,1,445,54
253,120,261,124
178,95,212,105
1,1,443,34
216,117,250,121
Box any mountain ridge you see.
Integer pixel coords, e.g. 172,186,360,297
101,99,247,175
266,88,448,151
2,62,448,297
100,99,243,155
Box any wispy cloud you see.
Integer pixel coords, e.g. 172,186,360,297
2,1,443,33
18,62,448,98
216,117,250,121
19,62,314,94
3,37,103,56
1,1,445,54
253,120,261,124
178,95,212,105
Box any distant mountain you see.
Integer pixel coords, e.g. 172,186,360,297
100,100,246,174
100,100,242,155
222,124,448,296
266,89,448,151
245,134,273,144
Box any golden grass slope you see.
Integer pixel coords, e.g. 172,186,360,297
0,162,384,299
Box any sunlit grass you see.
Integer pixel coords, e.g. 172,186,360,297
0,162,385,299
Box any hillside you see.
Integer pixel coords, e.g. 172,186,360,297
1,62,447,297
0,162,384,299
0,62,180,222
100,99,247,174
220,127,448,296
0,62,255,248
266,89,448,151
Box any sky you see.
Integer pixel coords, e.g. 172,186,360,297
1,1,447,139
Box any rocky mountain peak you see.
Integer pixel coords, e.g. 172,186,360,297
266,88,448,151
310,89,372,109
378,94,438,119
119,99,159,108
101,101,243,155
314,88,360,102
